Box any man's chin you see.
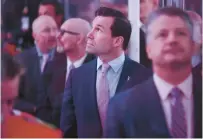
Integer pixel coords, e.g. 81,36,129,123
86,47,95,54
156,59,190,69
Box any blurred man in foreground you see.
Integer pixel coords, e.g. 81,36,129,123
105,7,202,138
1,52,62,138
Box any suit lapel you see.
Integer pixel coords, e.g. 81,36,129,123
29,48,47,105
144,78,171,137
192,72,202,138
146,74,202,138
83,59,103,135
115,56,133,93
88,59,100,115
30,48,42,82
83,54,96,64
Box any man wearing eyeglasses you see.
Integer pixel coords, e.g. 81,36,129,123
14,15,66,128
57,18,96,83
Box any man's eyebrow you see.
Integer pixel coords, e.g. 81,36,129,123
96,24,104,29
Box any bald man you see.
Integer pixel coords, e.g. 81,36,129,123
57,18,96,83
14,15,67,127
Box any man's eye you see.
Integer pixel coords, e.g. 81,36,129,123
158,32,167,38
177,31,186,36
95,27,101,32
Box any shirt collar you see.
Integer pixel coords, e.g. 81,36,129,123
36,45,55,61
97,52,125,73
139,20,143,29
153,73,193,101
139,20,146,33
67,53,87,68
178,73,193,99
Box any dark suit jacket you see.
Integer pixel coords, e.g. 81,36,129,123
42,53,96,127
193,62,202,77
14,47,95,127
105,72,202,138
60,56,151,138
140,29,152,68
14,47,67,125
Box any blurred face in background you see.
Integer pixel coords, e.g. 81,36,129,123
140,0,159,24
39,4,57,22
58,18,91,53
186,11,202,55
146,15,195,68
58,22,80,53
39,4,63,27
1,76,20,118
32,16,58,53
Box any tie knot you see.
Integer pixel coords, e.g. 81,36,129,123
170,87,183,99
101,63,110,74
69,63,75,70
42,55,49,60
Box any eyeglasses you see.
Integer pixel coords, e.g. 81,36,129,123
59,29,80,36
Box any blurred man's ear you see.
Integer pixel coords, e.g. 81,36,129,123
113,36,124,48
76,34,85,46
193,41,201,55
146,44,152,60
32,32,36,40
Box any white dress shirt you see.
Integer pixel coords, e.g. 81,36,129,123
40,54,49,72
96,52,125,98
139,20,146,33
153,73,193,138
65,54,87,81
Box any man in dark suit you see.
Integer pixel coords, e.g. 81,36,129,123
46,18,95,127
139,0,159,68
60,7,151,138
14,15,66,127
105,7,202,138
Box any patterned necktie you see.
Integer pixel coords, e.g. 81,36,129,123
170,87,187,138
65,63,75,84
97,63,110,129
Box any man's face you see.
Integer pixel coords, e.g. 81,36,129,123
33,18,58,52
146,15,195,67
57,22,80,52
140,0,158,23
1,76,20,117
39,4,57,20
86,16,114,56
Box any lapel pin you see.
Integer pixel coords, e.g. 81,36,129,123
127,76,130,81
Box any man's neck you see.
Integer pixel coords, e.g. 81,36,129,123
36,44,52,54
66,50,86,63
153,64,192,85
99,50,124,63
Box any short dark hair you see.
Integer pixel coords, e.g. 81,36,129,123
1,52,23,81
40,0,64,15
95,7,132,50
146,7,194,43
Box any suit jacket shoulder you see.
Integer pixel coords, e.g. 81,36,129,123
83,54,96,64
105,77,171,138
